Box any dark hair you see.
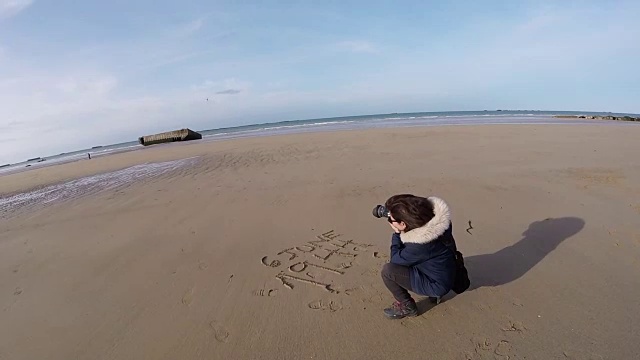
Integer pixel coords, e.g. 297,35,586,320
385,194,435,231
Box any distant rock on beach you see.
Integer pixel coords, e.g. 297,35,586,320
554,115,639,122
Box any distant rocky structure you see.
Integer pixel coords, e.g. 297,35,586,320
138,128,202,146
554,115,639,122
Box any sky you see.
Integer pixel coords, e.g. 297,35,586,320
1,0,639,164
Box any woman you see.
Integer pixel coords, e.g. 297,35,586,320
381,194,457,319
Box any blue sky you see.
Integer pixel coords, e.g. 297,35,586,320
1,0,639,164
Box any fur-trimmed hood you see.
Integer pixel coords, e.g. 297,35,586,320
400,196,451,244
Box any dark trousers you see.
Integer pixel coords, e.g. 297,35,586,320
381,263,414,303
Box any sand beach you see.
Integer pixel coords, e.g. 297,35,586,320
1,124,640,359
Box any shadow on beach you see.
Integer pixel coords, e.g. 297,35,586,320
464,216,585,290
416,217,585,312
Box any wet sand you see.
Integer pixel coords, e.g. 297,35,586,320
1,125,640,359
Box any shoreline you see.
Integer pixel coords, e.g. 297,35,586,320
0,121,623,194
2,121,640,207
2,121,639,195
2,115,638,178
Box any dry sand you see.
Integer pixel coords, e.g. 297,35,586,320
1,125,640,360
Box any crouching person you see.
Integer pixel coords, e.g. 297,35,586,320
381,194,457,319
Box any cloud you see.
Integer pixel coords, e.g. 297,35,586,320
55,75,118,95
1,73,260,163
0,72,120,142
172,18,205,37
1,2,639,164
334,40,377,53
0,0,33,19
216,89,241,95
192,78,251,93
0,120,22,132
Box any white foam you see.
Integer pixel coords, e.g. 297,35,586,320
90,144,142,155
256,120,357,131
1,157,198,215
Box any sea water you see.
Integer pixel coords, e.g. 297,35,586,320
1,110,637,175
0,157,198,214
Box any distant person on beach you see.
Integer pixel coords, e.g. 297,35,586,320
88,153,91,160
381,194,458,319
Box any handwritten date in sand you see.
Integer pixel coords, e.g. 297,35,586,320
260,230,373,293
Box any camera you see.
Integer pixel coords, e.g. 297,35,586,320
372,205,390,218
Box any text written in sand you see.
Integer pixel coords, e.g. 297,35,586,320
260,230,373,293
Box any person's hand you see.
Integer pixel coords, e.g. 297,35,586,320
389,222,401,234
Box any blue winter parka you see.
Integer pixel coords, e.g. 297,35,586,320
390,196,457,297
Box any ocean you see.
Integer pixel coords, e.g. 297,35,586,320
1,110,638,175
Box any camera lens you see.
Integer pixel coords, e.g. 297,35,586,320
372,205,389,218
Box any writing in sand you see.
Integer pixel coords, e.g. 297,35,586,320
261,230,374,293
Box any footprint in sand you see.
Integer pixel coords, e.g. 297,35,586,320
252,289,278,297
308,299,343,312
181,288,194,306
494,341,512,358
209,321,230,343
343,287,361,296
475,337,494,352
14,287,23,296
308,300,323,310
329,302,342,311
400,315,429,328
501,320,526,333
470,338,515,360
198,262,208,270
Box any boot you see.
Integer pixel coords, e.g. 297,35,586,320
383,300,418,319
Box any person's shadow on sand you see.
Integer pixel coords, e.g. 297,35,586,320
416,217,585,313
464,216,585,290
